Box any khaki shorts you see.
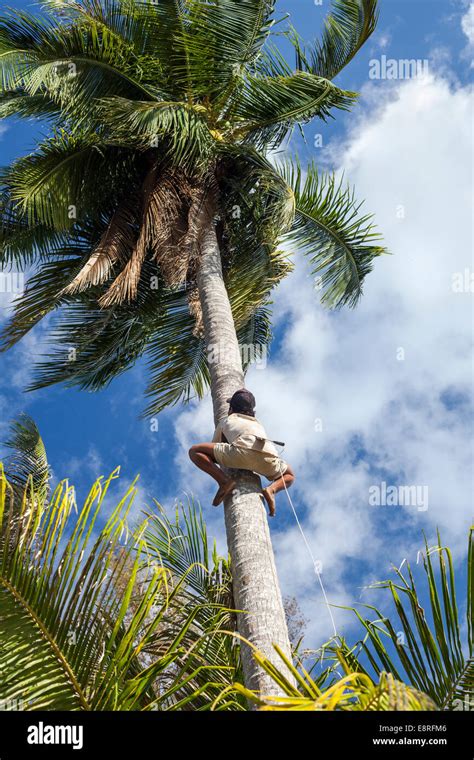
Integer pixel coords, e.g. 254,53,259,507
213,442,288,481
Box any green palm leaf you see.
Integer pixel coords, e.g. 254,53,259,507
0,90,59,119
2,414,50,502
173,0,277,101
234,72,356,149
98,96,216,170
0,7,161,110
322,529,474,709
0,463,244,710
449,658,474,711
142,498,245,709
2,133,139,228
280,158,387,307
222,644,437,711
293,0,379,80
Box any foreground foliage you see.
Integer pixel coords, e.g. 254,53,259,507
239,530,473,710
0,463,245,709
1,416,471,711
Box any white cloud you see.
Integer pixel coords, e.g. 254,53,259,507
461,2,474,65
174,71,473,648
66,445,104,480
462,3,474,46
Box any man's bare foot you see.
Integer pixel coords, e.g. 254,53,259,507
212,479,237,507
262,487,276,517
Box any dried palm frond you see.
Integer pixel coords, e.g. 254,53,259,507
59,196,138,295
97,167,212,308
99,163,159,307
150,170,197,288
187,287,204,337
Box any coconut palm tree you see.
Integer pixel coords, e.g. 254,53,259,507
0,0,387,694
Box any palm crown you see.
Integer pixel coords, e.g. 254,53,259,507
0,0,386,415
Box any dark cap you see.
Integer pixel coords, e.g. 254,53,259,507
226,389,256,416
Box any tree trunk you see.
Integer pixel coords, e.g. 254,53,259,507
196,196,295,698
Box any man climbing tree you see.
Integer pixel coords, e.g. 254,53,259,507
0,0,386,696
189,388,295,517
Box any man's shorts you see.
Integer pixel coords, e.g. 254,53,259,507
213,442,288,481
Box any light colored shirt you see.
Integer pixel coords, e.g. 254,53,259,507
212,413,278,456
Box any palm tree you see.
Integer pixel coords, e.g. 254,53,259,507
0,0,386,693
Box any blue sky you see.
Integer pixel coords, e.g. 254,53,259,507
0,0,472,655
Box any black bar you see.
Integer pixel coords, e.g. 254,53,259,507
0,710,471,758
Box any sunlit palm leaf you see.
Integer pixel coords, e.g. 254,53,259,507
0,90,59,119
292,0,379,80
2,414,50,502
280,158,387,307
174,0,277,101
98,96,216,171
220,644,437,711
1,133,139,228
234,72,356,149
0,465,243,710
142,498,246,709
322,530,473,708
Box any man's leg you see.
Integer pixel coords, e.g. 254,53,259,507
262,464,295,517
188,443,236,506
189,443,229,485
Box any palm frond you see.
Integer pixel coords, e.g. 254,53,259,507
280,158,387,307
60,194,139,295
98,164,159,307
24,264,166,392
234,71,357,149
0,90,59,119
0,191,72,269
0,248,102,351
222,644,437,711
448,658,474,711
0,466,244,710
321,530,473,709
2,414,50,502
292,0,379,80
142,497,245,709
1,132,124,228
176,0,277,101
142,288,209,416
0,7,161,114
98,97,216,170
0,468,148,710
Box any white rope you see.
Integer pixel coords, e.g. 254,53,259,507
277,458,338,639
